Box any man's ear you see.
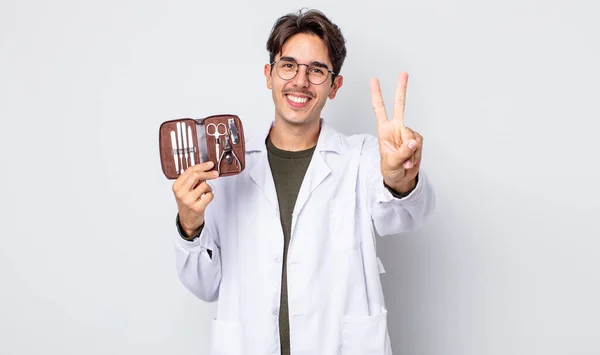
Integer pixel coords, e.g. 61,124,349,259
264,64,273,89
328,75,343,99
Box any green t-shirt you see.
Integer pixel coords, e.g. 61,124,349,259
266,136,316,355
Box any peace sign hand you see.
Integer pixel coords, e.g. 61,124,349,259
370,72,423,194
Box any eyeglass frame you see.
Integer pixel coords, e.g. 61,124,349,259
270,56,337,86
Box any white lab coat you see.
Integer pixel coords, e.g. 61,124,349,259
174,119,435,355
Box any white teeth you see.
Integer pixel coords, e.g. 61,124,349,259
287,95,309,104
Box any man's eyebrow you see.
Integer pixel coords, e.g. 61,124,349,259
279,56,331,70
310,61,330,70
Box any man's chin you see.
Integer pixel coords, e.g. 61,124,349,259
279,113,318,126
275,104,321,126
277,117,301,126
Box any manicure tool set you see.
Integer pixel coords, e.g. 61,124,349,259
159,114,245,179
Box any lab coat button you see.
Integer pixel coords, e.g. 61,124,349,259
272,308,279,315
274,256,282,263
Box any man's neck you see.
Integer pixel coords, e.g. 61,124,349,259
268,118,320,151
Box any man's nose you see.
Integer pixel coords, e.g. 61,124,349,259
291,64,310,87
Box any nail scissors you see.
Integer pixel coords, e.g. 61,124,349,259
206,123,227,162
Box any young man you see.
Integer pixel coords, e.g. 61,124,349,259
171,9,435,355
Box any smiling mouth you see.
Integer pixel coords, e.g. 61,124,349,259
285,94,312,108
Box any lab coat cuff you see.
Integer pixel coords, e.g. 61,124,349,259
377,172,426,204
175,215,214,254
176,213,203,241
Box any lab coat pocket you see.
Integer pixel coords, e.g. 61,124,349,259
329,197,358,251
210,318,243,355
340,309,392,355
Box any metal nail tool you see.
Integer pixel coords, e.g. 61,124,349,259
228,118,239,144
170,130,179,174
218,132,241,174
181,122,189,170
206,123,227,164
187,125,195,166
176,122,184,174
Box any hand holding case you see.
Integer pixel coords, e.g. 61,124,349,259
159,114,246,179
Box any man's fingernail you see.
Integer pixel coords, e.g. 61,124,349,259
207,161,214,167
213,171,219,176
408,140,417,150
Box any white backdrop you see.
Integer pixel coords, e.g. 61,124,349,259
1,0,599,354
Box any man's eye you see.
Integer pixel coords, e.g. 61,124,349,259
310,68,325,75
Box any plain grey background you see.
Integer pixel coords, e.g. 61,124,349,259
1,0,599,354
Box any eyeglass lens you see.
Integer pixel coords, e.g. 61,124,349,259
276,59,329,85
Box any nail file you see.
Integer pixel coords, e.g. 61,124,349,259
182,122,189,169
215,136,221,164
187,125,195,166
170,131,179,174
176,122,184,174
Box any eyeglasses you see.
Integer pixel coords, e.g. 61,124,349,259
271,57,336,86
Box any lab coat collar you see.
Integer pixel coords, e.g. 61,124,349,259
247,118,338,221
245,118,342,154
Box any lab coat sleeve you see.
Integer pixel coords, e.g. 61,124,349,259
173,209,222,302
361,136,436,236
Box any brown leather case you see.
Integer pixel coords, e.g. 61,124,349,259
159,114,246,179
